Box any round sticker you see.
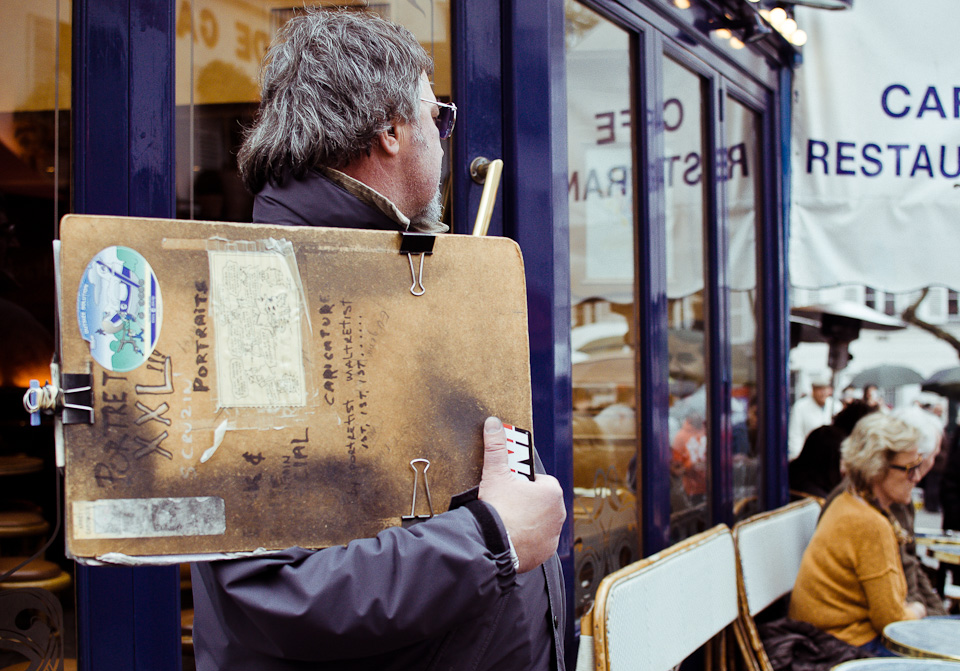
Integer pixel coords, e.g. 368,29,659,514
77,246,163,372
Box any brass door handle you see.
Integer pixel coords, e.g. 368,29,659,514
470,157,504,237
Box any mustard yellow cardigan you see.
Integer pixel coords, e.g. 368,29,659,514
788,490,911,646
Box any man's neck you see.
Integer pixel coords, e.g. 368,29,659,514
322,168,448,234
323,167,411,229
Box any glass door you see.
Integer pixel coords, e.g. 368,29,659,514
662,54,711,543
723,92,765,522
565,0,640,620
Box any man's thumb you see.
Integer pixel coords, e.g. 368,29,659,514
481,416,511,479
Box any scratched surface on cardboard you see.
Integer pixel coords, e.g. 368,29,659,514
59,215,533,559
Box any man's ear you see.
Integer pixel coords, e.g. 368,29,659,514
377,126,401,157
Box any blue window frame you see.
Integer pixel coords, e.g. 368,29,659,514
73,1,182,669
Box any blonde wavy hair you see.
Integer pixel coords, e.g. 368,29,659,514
840,413,921,491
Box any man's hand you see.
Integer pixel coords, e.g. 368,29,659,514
478,416,566,573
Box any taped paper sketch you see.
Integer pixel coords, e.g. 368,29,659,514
209,249,307,407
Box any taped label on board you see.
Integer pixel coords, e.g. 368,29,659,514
72,496,225,539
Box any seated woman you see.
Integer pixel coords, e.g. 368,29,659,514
789,413,927,654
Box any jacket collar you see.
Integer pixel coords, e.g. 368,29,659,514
321,168,449,234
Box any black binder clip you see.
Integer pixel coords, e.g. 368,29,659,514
23,371,94,426
399,232,435,296
401,458,436,528
61,373,95,425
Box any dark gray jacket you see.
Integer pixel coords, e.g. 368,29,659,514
191,169,566,670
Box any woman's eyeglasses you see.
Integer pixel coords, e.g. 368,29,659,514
888,456,925,478
421,98,457,140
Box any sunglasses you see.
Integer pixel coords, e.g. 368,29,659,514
888,455,925,479
421,98,457,140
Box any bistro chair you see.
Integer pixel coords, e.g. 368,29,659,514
577,524,738,671
732,498,821,671
789,489,826,506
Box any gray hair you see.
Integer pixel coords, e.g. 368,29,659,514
891,406,942,456
840,413,921,491
238,8,433,193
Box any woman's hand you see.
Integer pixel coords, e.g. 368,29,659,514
905,600,927,619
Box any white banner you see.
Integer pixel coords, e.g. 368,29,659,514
790,0,960,292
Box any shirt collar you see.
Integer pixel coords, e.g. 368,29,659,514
320,167,449,234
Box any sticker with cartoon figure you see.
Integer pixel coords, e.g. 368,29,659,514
77,246,163,372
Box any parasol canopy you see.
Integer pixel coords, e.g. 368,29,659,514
849,364,923,389
920,366,960,400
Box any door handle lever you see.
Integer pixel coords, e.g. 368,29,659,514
470,157,504,236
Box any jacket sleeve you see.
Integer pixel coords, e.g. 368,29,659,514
195,499,517,661
857,522,912,634
861,568,914,634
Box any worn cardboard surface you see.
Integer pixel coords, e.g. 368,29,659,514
59,215,532,560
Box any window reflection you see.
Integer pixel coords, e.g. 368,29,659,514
0,1,69,427
663,56,709,543
566,1,639,620
175,0,451,223
0,2,69,356
725,94,763,520
0,0,74,662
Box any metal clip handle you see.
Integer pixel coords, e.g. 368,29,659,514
399,233,435,297
407,253,426,296
401,458,435,527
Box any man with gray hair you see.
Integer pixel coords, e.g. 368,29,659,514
191,9,567,670
237,8,449,234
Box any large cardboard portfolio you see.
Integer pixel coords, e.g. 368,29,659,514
58,215,532,561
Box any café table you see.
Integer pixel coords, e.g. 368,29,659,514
833,660,960,671
929,544,960,566
914,532,960,549
882,618,960,661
